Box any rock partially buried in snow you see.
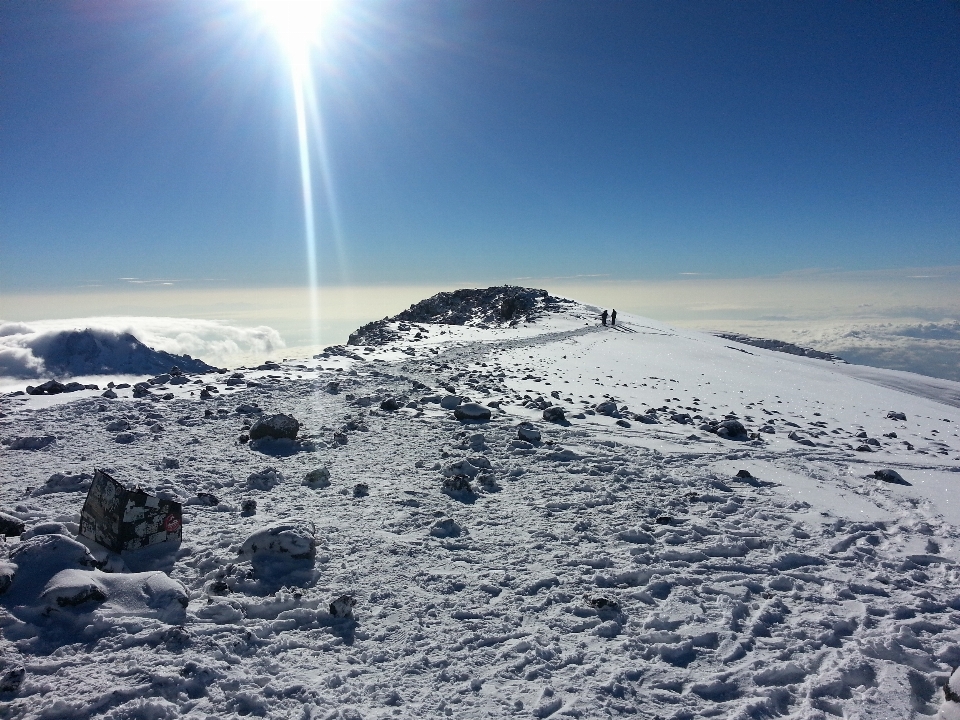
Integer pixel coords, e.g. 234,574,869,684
40,568,188,623
329,594,356,619
4,436,56,451
429,517,462,538
249,413,300,441
715,419,747,440
239,521,317,568
887,410,907,421
874,468,909,485
454,403,491,421
247,467,284,490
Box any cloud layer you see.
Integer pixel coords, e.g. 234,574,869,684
0,317,285,379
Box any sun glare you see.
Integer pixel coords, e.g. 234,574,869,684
253,0,332,61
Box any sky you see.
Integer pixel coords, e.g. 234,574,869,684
1,1,959,375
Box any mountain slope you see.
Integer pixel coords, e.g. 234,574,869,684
1,291,958,719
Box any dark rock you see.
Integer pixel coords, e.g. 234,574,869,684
429,518,462,538
655,516,673,525
454,403,491,421
587,596,620,611
442,475,474,495
714,332,844,362
595,401,618,416
616,419,631,428
716,419,747,440
517,424,541,443
26,380,67,395
241,499,257,515
874,469,909,485
0,663,25,693
379,398,401,411
101,388,118,399
440,395,462,410
886,411,907,421
329,594,356,619
353,483,369,498
4,436,56,451
324,381,340,394
543,406,566,423
0,512,25,537
249,413,300,441
114,432,136,444
303,468,331,488
735,469,754,479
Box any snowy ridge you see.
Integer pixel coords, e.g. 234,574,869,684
1,295,959,718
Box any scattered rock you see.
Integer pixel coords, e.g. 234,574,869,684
114,432,136,444
379,398,401,411
353,483,369,498
517,424,541,443
442,475,474,495
886,411,907,421
543,406,566,423
101,388,117,399
716,419,747,440
595,401,618,416
874,468,909,485
0,512,25,537
429,518,462,538
324,381,340,394
246,468,284,491
249,413,300,441
186,492,220,507
735,469,754,479
329,594,356,619
235,403,262,415
31,471,92,496
25,380,67,395
454,403,491,421
616,419,631,428
240,499,257,515
440,395,462,410
4,436,56,451
303,467,331,488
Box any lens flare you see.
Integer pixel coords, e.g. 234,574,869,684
251,0,337,349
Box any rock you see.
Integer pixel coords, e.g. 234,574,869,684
616,419,631,428
635,414,659,424
595,401,618,416
443,459,480,478
247,468,283,490
329,594,356,619
655,516,673,525
324,381,340,394
161,457,180,469
353,483,369,498
454,403,491,421
874,468,909,485
106,419,130,432
0,659,24,693
440,395,462,410
240,499,257,515
40,568,188,623
735,469,754,479
20,522,70,540
132,383,151,398
887,411,907,421
303,467,331,488
0,512,25,537
716,419,747,440
249,413,300,441
26,380,67,395
239,521,316,566
235,403,262,415
517,424,541,443
0,562,15,595
442,475,474,495
543,406,566,423
4,436,56,451
186,492,220,506
31,471,92,496
379,398,401,411
429,518,462,538
101,388,117,399
7,535,96,598
114,432,136,443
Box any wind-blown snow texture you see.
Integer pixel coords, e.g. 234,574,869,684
1,288,959,719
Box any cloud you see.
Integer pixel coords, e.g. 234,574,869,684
0,317,285,380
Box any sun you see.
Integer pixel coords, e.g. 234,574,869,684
251,0,334,60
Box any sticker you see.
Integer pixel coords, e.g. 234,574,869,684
163,514,182,533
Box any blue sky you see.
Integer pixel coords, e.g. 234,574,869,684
2,0,959,294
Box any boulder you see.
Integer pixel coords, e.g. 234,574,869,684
329,594,356,619
543,406,566,423
379,398,401,411
874,468,909,485
517,424,541,443
716,419,747,440
26,380,66,396
454,403,491,421
249,413,300,441
39,568,188,623
246,468,284,490
0,512,24,537
440,395,462,410
595,401,618,416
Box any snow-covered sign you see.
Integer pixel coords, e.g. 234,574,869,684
78,469,182,553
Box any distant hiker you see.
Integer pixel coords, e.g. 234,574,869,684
601,310,608,326
611,309,617,326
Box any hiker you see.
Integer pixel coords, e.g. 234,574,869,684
611,309,617,326
601,309,608,326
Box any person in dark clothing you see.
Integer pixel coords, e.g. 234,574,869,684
601,309,608,326
611,309,617,326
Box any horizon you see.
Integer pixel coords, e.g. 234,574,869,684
2,2,959,380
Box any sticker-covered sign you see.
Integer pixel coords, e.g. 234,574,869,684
79,469,183,553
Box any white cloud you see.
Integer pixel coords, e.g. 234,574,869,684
0,317,285,379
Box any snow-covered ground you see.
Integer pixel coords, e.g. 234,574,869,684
1,290,959,719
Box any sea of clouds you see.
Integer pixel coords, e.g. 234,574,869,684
0,317,285,380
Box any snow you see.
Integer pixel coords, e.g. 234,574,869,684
1,292,959,718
